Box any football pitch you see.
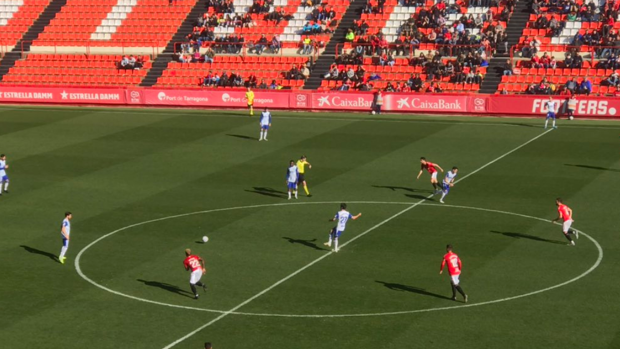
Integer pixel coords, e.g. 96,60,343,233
1,106,620,349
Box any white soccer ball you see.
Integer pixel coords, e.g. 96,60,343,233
569,116,574,120
202,236,209,243
371,110,376,115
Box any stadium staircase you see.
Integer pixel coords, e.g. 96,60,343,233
479,0,530,93
303,0,366,90
0,0,67,81
140,0,208,87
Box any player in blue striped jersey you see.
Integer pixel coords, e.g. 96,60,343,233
0,154,9,195
440,167,458,204
544,96,558,129
259,108,272,141
286,160,299,200
58,212,73,264
324,203,362,253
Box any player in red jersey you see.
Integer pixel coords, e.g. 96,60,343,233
417,157,444,194
552,198,578,246
440,244,468,302
183,248,207,299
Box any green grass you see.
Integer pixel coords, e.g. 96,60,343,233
1,106,619,349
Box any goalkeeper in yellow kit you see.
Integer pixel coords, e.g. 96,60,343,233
296,155,312,197
246,87,255,116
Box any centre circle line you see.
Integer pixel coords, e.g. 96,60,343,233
75,201,603,318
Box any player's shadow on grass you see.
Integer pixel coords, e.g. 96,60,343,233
489,230,565,245
137,279,194,298
565,164,620,172
226,134,255,140
404,193,433,200
283,237,327,251
376,281,451,300
372,185,433,193
20,245,58,262
245,187,288,198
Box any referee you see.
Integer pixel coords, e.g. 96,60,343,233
296,155,312,197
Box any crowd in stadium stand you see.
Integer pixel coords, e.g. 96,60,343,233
118,55,144,70
323,0,513,91
502,0,620,94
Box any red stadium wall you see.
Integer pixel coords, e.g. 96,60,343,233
1,86,619,118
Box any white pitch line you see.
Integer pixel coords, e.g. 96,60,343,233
75,201,602,318
161,129,553,349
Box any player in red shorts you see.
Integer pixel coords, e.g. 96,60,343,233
417,157,444,194
183,248,207,299
440,244,468,302
552,198,578,246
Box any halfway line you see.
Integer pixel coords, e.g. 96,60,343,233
162,128,553,349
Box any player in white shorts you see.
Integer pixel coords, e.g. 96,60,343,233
58,212,72,264
440,166,458,203
0,154,9,196
552,198,577,245
259,108,272,141
183,249,207,299
324,203,362,252
544,96,558,129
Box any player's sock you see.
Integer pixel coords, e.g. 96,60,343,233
263,130,268,140
303,183,310,196
455,285,466,298
59,246,67,259
294,190,298,199
334,238,339,252
563,233,573,242
190,284,198,296
3,182,7,191
288,191,291,200
552,119,556,128
544,119,549,128
570,229,579,239
326,234,332,247
451,284,457,299
250,106,254,116
259,130,263,140
440,191,447,202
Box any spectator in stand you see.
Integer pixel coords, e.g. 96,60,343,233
427,81,442,93
192,51,202,62
232,72,244,87
301,36,313,55
219,71,229,86
120,55,130,69
606,72,620,86
255,34,268,55
345,28,355,42
246,73,258,88
301,65,311,79
500,87,508,94
270,35,281,54
204,46,215,63
269,80,278,89
203,72,213,86
549,16,563,36
578,77,592,95
565,77,577,94
503,59,513,76
324,64,339,80
411,73,423,91
258,79,268,89
288,64,302,80
531,53,542,68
